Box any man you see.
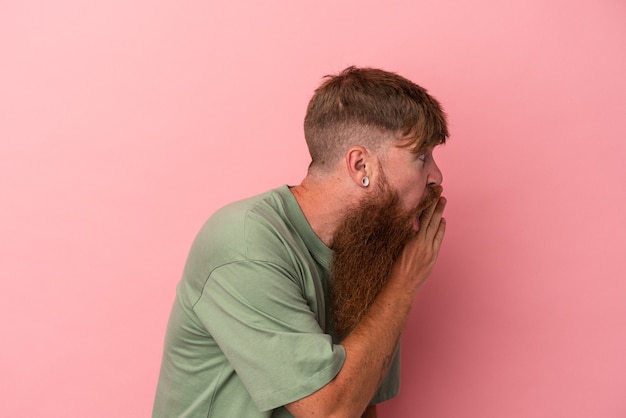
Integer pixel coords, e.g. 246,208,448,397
153,66,449,417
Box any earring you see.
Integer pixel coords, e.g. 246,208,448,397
361,176,370,187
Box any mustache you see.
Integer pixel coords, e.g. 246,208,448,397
416,185,443,214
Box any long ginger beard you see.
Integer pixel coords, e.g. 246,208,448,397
330,179,442,339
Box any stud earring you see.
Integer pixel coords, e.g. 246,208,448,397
361,176,370,187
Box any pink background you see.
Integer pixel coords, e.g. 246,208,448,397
1,0,625,416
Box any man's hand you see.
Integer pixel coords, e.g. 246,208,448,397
392,196,447,292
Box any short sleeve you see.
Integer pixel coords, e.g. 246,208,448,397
192,260,346,412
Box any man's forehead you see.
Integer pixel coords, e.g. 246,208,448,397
394,139,438,155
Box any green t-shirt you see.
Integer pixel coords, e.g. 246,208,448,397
153,186,400,417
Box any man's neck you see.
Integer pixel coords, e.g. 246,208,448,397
290,176,356,248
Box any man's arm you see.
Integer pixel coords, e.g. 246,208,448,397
286,197,447,418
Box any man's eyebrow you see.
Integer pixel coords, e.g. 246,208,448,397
411,144,434,155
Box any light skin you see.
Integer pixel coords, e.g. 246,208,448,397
287,138,446,418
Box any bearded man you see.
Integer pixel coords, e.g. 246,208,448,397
153,66,449,418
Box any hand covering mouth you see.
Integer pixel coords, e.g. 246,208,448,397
412,185,443,232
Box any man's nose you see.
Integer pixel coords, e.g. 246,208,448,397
428,161,443,186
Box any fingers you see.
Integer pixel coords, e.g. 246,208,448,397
419,196,446,242
432,217,446,254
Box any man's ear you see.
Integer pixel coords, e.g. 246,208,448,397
346,146,371,188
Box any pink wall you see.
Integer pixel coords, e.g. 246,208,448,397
1,0,625,416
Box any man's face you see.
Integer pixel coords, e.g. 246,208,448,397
329,153,443,338
378,144,443,230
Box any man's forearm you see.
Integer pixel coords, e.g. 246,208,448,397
332,274,415,413
286,275,415,417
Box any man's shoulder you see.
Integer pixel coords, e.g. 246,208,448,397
191,186,295,257
205,186,288,231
